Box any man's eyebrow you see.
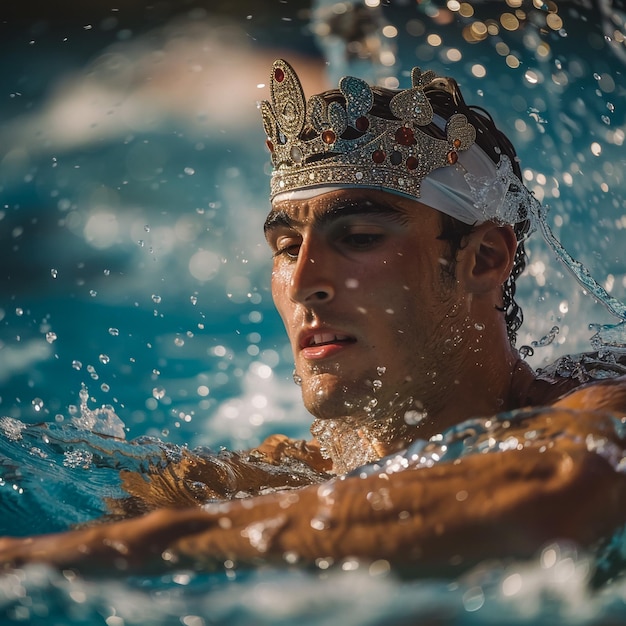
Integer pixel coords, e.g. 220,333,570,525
264,209,296,235
316,199,408,226
264,198,408,235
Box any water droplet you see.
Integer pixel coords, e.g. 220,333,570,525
174,337,184,347
100,383,110,392
184,167,195,175
50,269,58,279
32,398,44,412
152,294,162,304
15,308,23,316
365,398,378,411
519,345,534,360
72,360,82,370
46,331,57,343
138,240,144,247
404,409,427,426
99,354,110,364
152,386,166,399
284,551,299,564
376,366,386,376
372,379,383,390
108,327,119,336
292,371,302,386
144,224,150,232
89,290,97,297
190,295,198,305
531,325,560,348
463,586,485,612
310,517,329,531
103,269,110,276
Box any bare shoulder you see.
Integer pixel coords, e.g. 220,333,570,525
552,374,626,412
525,350,626,412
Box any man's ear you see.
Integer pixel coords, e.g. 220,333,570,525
457,223,517,294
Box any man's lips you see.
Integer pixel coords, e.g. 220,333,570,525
298,330,356,359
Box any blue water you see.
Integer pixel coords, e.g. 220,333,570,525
2,1,626,623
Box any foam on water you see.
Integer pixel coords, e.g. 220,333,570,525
2,543,626,625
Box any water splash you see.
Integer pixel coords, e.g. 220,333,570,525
590,322,626,354
70,384,126,439
539,218,626,322
531,325,559,348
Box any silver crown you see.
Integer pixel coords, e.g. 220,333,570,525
261,59,477,199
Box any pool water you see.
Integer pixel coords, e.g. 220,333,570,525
2,1,626,623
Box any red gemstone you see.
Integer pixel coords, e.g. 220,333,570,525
274,67,285,82
372,150,386,164
406,156,418,170
453,138,462,148
395,126,416,146
321,129,336,144
266,139,274,153
355,116,369,132
446,151,458,164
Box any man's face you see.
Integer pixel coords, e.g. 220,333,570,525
265,188,466,422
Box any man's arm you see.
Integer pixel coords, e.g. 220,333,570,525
172,437,624,567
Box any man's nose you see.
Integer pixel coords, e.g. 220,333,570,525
289,238,335,305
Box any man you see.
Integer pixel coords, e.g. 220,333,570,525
1,59,626,574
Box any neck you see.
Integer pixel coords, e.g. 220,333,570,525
310,333,536,475
416,348,527,439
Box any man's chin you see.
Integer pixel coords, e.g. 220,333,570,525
301,382,377,422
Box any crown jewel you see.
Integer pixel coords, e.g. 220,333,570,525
261,59,477,199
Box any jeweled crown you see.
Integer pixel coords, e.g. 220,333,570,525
261,59,477,199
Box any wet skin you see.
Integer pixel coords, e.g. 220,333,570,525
265,189,458,425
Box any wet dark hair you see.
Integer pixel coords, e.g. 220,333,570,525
300,77,529,346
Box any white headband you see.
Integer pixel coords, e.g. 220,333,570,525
272,149,535,229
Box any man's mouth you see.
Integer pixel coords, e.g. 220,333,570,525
299,331,356,359
306,333,353,347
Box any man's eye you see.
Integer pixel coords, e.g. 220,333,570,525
274,242,301,259
342,233,384,248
